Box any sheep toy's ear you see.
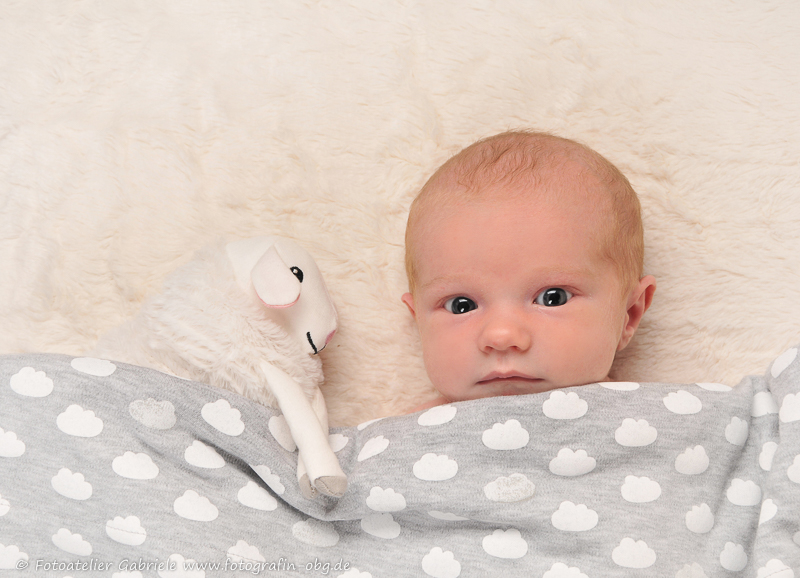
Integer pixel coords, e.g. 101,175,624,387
251,245,301,307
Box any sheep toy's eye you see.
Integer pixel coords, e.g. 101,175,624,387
290,267,304,282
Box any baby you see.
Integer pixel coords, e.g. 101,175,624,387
402,130,657,410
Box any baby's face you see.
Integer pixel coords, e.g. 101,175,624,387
403,183,646,403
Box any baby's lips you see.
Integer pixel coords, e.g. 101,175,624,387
478,371,541,383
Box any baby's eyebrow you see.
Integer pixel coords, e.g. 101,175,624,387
420,266,599,291
420,274,458,290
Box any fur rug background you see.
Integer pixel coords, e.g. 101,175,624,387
2,1,799,426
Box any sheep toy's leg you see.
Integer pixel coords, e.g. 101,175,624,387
305,387,347,497
296,454,315,499
295,388,341,498
259,362,347,498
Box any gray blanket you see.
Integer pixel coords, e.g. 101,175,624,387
1,350,799,577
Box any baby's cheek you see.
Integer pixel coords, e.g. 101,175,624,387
586,332,619,379
419,331,450,377
562,326,617,381
422,331,470,396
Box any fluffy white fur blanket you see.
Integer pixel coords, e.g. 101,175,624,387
1,1,799,426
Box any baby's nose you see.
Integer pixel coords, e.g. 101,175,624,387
479,315,532,352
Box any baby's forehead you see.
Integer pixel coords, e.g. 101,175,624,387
426,163,615,221
412,187,614,265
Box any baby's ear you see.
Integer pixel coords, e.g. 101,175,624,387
617,275,656,351
401,293,417,320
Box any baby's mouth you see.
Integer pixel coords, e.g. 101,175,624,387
478,372,543,385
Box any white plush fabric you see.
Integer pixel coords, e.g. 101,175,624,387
1,1,799,426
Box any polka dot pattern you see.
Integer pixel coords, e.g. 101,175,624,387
1,350,799,576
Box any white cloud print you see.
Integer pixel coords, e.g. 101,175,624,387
357,417,383,431
421,547,460,578
129,398,176,430
329,433,349,452
482,420,529,450
0,428,25,458
685,503,715,534
726,479,762,506
663,390,702,414
615,418,657,447
51,468,92,500
788,455,800,483
752,391,779,417
106,515,146,546
482,528,528,559
675,562,709,578
159,553,203,578
52,528,92,556
612,538,656,569
759,498,778,525
483,473,535,503
237,481,278,511
292,519,339,547
112,451,159,480
413,454,458,481
228,540,266,563
366,487,406,512
621,476,661,503
759,441,778,471
361,513,401,539
720,542,748,572
56,405,103,437
70,357,116,377
549,448,596,477
0,544,28,570
757,559,793,578
418,405,457,427
543,391,588,420
675,446,709,475
551,501,598,532
202,399,245,436
184,440,225,469
339,570,373,578
780,393,800,423
10,367,53,397
771,347,798,378
725,417,749,446
173,490,219,522
358,435,390,462
600,381,639,391
543,563,589,578
696,382,731,392
428,511,469,521
251,464,285,495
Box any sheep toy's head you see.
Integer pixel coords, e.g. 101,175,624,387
226,236,338,355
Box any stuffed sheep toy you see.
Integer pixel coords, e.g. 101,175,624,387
91,236,347,499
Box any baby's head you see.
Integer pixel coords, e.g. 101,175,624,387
402,130,656,406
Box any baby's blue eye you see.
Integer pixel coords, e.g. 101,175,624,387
445,296,477,314
535,288,572,307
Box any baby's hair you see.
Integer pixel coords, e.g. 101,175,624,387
405,130,644,296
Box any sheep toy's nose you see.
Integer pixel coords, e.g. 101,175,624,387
325,330,336,346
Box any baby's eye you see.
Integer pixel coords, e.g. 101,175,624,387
444,296,477,314
535,288,573,307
